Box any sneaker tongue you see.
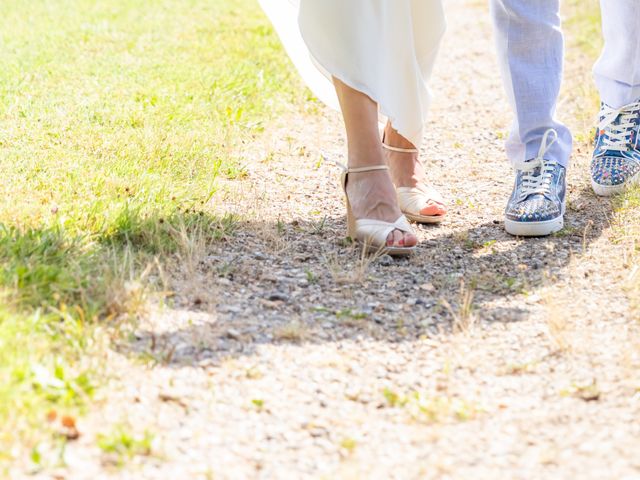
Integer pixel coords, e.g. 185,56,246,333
522,160,542,175
596,148,626,159
524,192,551,204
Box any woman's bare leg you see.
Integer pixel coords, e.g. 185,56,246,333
333,78,417,248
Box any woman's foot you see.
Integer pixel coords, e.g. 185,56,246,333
330,77,417,249
345,160,418,248
382,123,447,218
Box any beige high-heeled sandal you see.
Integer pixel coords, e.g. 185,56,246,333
339,163,416,256
382,142,447,224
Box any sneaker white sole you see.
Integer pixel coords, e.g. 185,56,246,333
504,215,564,237
591,171,640,197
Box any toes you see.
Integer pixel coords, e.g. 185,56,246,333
403,232,418,247
419,200,447,217
386,230,403,247
386,232,395,247
386,230,417,248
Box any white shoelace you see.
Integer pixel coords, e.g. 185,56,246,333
598,101,640,152
512,129,558,200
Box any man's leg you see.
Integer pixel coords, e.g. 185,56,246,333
490,0,572,167
594,0,640,109
490,0,571,236
590,0,640,196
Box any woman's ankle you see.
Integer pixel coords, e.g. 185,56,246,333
347,145,385,169
383,124,416,150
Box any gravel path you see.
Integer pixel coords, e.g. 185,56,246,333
32,1,640,479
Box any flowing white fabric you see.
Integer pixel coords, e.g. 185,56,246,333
258,0,446,148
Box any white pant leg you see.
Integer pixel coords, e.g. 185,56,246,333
594,0,640,109
490,0,572,166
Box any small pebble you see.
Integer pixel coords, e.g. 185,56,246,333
226,328,242,340
267,292,290,302
378,255,394,266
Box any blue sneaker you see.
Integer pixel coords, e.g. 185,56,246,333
591,100,640,196
505,129,566,237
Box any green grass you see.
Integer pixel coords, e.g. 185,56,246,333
0,0,303,471
563,0,603,136
97,425,154,467
565,0,603,59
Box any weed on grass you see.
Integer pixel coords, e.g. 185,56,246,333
339,437,358,455
383,388,481,423
97,426,154,467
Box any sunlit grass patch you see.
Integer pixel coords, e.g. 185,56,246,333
564,0,602,59
0,0,305,471
562,0,602,137
0,307,98,473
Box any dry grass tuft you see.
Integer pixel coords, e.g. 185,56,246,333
104,247,152,321
253,219,291,255
274,320,310,343
326,247,382,285
168,220,208,277
542,290,574,353
441,280,476,334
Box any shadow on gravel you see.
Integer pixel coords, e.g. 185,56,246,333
121,185,615,368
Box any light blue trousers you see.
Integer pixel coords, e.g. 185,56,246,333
490,0,640,167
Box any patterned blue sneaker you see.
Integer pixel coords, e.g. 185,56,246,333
591,100,640,196
505,129,566,237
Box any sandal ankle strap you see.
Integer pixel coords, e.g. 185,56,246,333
382,143,419,154
348,165,389,173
